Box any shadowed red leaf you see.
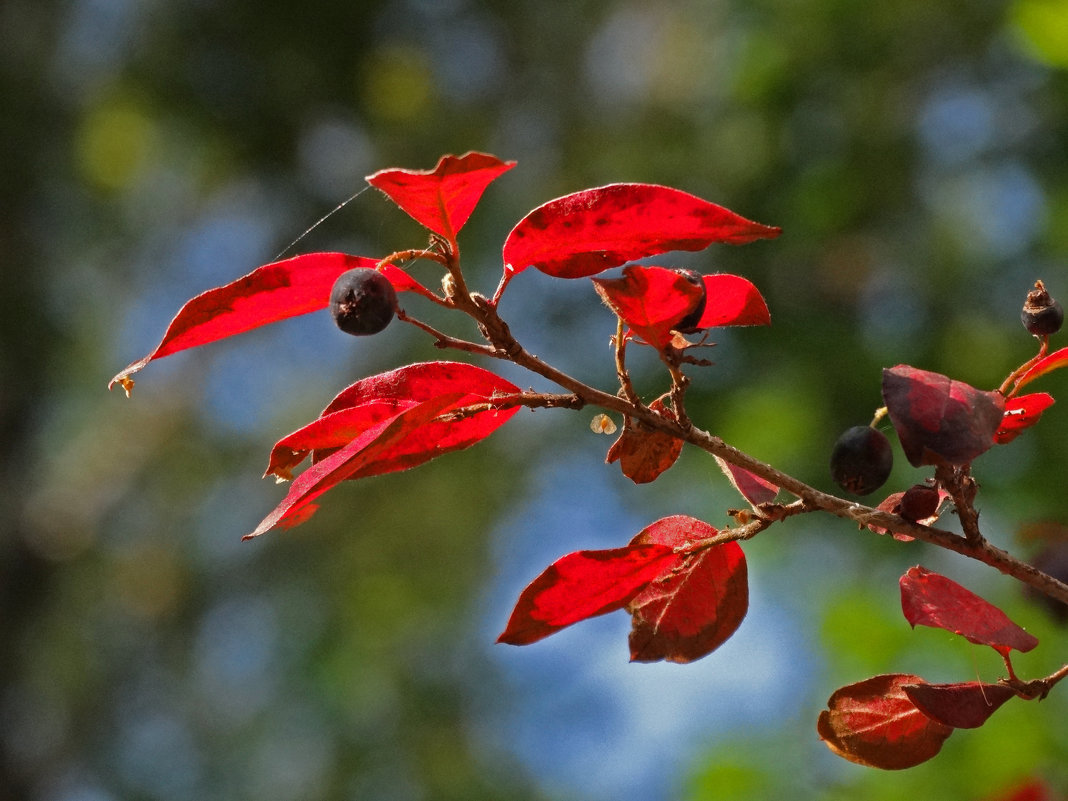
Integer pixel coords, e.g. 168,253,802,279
900,566,1039,655
497,543,679,646
502,184,781,281
605,399,683,483
817,674,954,770
696,274,771,328
593,265,705,347
882,365,1005,466
996,393,1055,444
626,515,748,663
367,152,515,243
715,456,779,507
109,253,380,394
1014,346,1068,393
902,681,1015,729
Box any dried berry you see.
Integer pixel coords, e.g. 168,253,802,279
675,270,707,333
1021,280,1063,337
899,484,939,523
830,426,894,496
330,268,398,336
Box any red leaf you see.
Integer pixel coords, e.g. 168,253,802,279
605,398,683,483
366,152,515,243
502,184,781,280
696,274,771,328
882,365,1006,467
264,361,521,481
1014,345,1068,393
995,393,1055,444
626,515,748,663
593,265,705,348
901,681,1015,729
817,674,954,770
109,253,380,394
496,543,679,646
983,779,1054,801
900,566,1039,655
714,456,779,507
868,486,950,540
245,393,464,539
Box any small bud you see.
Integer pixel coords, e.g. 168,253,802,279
1021,280,1063,337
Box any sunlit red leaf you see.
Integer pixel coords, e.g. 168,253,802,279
245,393,463,539
1014,346,1068,393
900,565,1039,656
605,399,684,483
714,456,779,507
882,365,1006,467
995,393,1055,444
496,543,679,646
109,253,380,394
626,515,748,663
502,184,781,280
593,265,704,348
697,274,771,328
817,674,954,770
264,361,521,480
901,681,1015,729
367,152,515,242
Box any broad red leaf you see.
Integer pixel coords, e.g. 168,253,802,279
367,152,515,243
109,253,380,394
714,456,779,507
900,566,1039,656
817,674,954,770
626,515,748,663
264,361,521,480
593,265,704,348
496,543,679,646
882,365,1006,467
995,393,1055,444
697,274,771,328
502,184,781,280
245,393,463,539
605,399,684,483
901,681,1015,729
1014,345,1068,393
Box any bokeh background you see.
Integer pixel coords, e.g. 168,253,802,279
4,0,1068,799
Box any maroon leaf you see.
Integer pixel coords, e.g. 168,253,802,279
882,365,1006,467
593,265,705,347
817,674,954,770
714,456,779,507
367,152,515,243
109,253,380,395
900,565,1039,656
1013,345,1068,393
995,392,1055,444
696,274,771,328
605,399,684,483
902,681,1015,729
626,515,747,663
502,184,781,281
497,543,679,646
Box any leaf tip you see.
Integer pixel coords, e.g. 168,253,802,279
109,374,135,397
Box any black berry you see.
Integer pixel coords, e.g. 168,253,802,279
830,425,893,496
675,270,707,333
330,268,398,336
1021,280,1063,337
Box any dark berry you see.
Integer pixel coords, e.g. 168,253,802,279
899,483,939,522
330,268,398,336
830,425,894,496
675,270,707,333
1021,280,1063,337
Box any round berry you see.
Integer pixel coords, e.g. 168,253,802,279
330,268,398,336
675,270,707,333
899,484,939,522
1021,280,1063,337
830,425,894,496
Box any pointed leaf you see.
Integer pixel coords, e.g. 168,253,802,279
109,253,380,394
503,184,781,280
593,265,705,347
626,515,748,663
995,392,1055,444
697,274,771,328
817,674,954,770
1014,345,1068,393
882,365,1006,467
715,456,779,507
900,566,1039,655
497,543,678,646
367,152,515,242
901,681,1015,729
605,399,684,483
